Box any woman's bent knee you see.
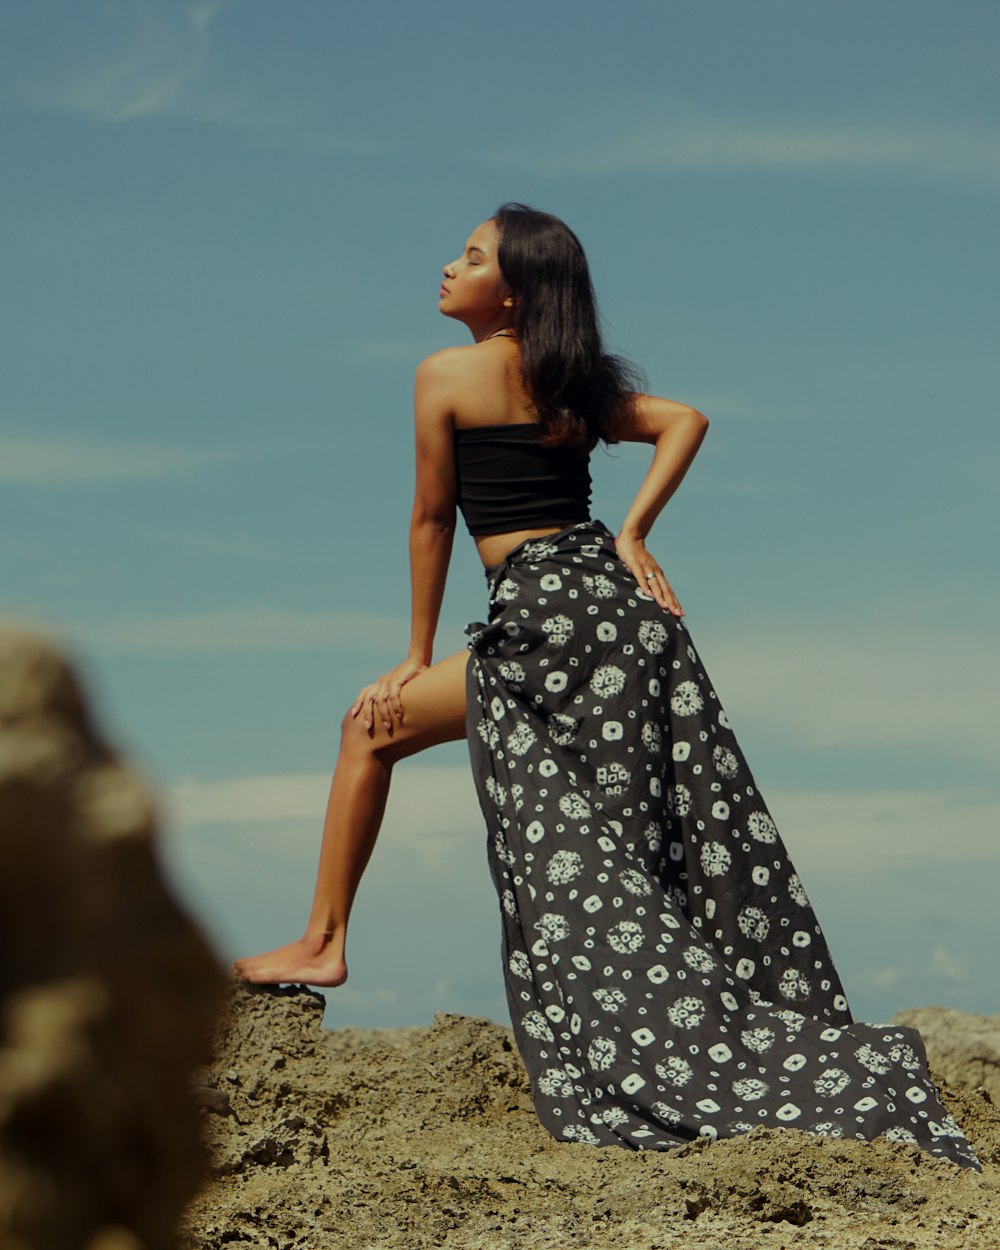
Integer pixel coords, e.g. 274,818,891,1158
338,704,410,760
339,706,378,752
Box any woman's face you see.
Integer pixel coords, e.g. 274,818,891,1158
438,219,511,327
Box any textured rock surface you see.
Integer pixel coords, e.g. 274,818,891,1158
895,1007,1000,1104
0,625,225,1250
183,990,1000,1250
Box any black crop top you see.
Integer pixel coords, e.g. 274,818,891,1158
453,423,592,537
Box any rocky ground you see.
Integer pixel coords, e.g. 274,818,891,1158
181,989,1000,1250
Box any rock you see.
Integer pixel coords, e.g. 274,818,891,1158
182,995,1000,1250
893,1006,1000,1101
192,985,337,1178
0,624,225,1250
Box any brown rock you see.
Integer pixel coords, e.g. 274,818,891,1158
0,624,226,1250
893,1006,1000,1102
183,995,1000,1250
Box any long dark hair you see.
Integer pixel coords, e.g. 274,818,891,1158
492,202,643,449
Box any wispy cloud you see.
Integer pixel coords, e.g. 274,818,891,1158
21,0,225,123
161,764,483,898
696,622,998,768
762,787,998,873
15,0,373,150
73,607,409,655
486,99,1000,192
168,764,479,846
859,946,972,995
0,435,225,484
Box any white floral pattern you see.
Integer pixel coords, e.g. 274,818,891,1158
508,950,531,979
535,912,571,943
583,573,616,599
593,987,627,1013
670,680,704,716
590,664,626,698
747,811,778,843
537,1068,574,1097
667,995,707,1029
700,841,731,877
641,721,662,752
547,850,584,885
741,1027,776,1054
713,745,739,778
655,1056,694,1086
507,722,537,756
559,792,591,820
607,920,644,954
638,620,668,653
588,1037,617,1071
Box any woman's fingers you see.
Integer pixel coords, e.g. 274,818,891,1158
658,574,684,617
373,686,393,732
350,685,373,721
362,688,377,731
350,672,410,732
633,564,684,617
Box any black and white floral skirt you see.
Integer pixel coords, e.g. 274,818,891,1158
464,519,979,1170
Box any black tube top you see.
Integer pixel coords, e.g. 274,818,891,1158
453,423,592,537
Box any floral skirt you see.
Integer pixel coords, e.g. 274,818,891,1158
463,519,979,1170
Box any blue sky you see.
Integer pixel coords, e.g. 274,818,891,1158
4,0,997,1028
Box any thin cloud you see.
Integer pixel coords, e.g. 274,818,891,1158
0,436,225,484
161,764,483,891
15,0,371,150
168,764,479,847
696,623,998,768
21,0,224,123
74,607,410,655
486,101,1000,192
858,946,972,994
762,787,998,873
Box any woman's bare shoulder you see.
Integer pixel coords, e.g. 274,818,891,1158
413,346,489,428
415,344,483,381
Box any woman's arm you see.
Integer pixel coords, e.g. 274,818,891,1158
351,353,458,731
614,394,710,616
407,353,459,665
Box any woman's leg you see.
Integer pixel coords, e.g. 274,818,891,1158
232,649,470,985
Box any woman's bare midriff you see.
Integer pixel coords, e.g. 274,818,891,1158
474,524,587,570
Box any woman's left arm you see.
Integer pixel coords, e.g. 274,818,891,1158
351,353,458,731
614,395,710,617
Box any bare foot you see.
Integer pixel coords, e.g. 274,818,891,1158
231,931,348,987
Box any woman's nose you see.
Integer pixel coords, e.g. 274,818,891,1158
442,259,457,278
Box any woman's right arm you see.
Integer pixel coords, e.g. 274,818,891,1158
350,351,459,731
407,352,459,670
613,394,710,615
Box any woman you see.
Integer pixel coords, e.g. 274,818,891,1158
235,204,979,1170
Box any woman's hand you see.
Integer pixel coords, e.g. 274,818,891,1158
350,657,429,732
615,531,684,617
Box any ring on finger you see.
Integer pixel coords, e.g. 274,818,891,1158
644,571,657,581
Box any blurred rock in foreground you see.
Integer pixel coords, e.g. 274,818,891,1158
0,625,225,1250
184,988,1000,1250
